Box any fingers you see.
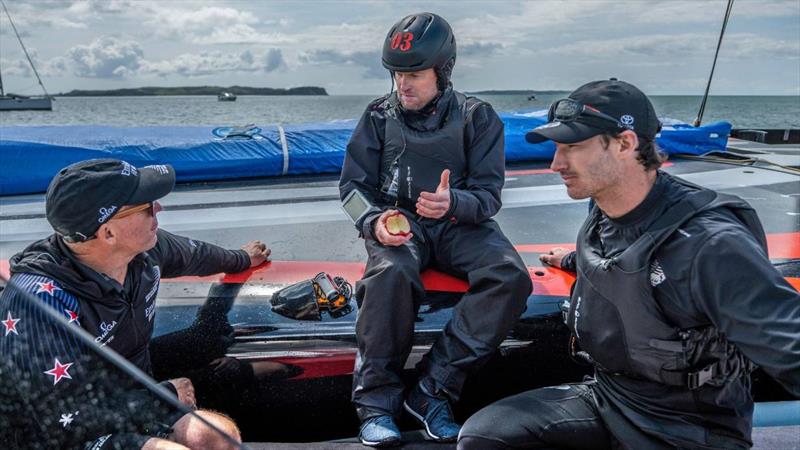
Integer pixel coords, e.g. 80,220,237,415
170,378,196,408
374,211,412,246
539,255,558,268
538,251,562,268
416,201,447,218
437,169,450,193
418,191,448,201
376,225,412,246
243,240,271,265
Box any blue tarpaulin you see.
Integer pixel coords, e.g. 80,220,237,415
0,112,731,195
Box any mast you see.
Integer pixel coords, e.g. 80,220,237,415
0,0,50,98
693,0,734,127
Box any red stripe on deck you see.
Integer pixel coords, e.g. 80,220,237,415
0,260,9,281
168,261,471,293
767,233,800,259
515,243,576,253
269,355,355,381
0,229,792,297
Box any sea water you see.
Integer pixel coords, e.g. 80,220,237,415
1,94,798,129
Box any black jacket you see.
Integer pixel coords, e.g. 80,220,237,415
565,172,800,448
338,87,506,238
7,229,250,374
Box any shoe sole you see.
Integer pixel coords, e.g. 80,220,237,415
403,401,457,443
359,437,401,448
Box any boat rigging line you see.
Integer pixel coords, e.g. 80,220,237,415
694,0,734,127
0,0,51,99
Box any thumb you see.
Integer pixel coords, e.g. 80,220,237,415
437,169,450,193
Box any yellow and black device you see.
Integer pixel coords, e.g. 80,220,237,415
312,272,352,318
270,272,353,321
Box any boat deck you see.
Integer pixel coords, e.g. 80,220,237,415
1,141,798,446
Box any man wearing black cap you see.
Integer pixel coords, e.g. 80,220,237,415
457,80,799,449
1,159,271,449
339,12,531,446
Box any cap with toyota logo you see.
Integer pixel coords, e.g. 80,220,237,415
526,78,662,144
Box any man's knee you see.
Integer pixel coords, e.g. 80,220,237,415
170,410,241,450
478,257,532,301
457,435,509,450
368,255,420,285
458,409,513,450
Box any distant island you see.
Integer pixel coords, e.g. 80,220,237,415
466,90,568,95
58,85,328,97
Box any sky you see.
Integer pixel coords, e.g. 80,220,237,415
1,0,798,96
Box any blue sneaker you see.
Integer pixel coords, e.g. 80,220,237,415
358,415,401,447
403,381,460,442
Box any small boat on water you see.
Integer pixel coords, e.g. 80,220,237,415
218,92,237,101
0,93,52,111
0,0,53,111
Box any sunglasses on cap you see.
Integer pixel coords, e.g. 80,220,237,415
111,201,155,220
548,98,633,132
61,201,155,243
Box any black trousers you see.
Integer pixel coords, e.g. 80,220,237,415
351,219,531,420
458,383,614,450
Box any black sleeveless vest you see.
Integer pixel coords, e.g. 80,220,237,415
568,178,765,388
377,90,484,210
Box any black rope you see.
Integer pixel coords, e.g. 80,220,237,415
0,0,51,98
693,0,734,127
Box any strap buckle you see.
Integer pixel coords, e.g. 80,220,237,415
687,364,715,389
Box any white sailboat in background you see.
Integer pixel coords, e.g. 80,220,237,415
0,0,53,111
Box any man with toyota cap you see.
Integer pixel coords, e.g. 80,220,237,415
1,159,271,449
457,79,799,449
339,12,531,446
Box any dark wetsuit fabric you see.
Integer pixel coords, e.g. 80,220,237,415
459,172,800,449
458,383,615,450
340,88,532,420
1,230,249,448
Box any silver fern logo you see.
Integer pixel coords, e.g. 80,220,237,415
650,260,666,286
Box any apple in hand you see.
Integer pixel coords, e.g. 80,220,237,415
385,211,411,236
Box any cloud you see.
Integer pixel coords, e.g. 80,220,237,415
537,32,800,62
291,22,386,52
459,41,503,58
65,36,144,78
67,0,135,15
0,58,34,78
140,49,286,77
142,5,291,45
300,49,385,79
263,48,284,72
0,1,87,31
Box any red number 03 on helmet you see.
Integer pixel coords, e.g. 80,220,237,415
390,32,414,51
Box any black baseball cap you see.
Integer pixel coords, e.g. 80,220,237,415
525,78,660,144
46,159,176,242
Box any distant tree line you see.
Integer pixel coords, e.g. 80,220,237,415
58,86,328,96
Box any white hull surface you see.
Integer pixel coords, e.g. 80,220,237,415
0,96,52,111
